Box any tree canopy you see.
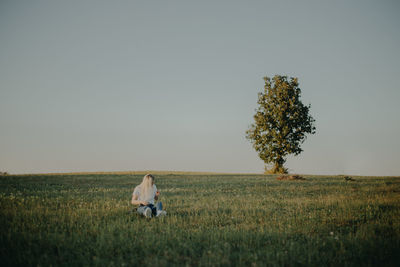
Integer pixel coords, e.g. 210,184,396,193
246,75,316,174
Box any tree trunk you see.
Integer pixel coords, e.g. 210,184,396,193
273,159,287,174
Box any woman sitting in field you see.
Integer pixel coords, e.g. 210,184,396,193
131,174,166,218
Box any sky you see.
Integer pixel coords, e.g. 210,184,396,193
1,0,399,176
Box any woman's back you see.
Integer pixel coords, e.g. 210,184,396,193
133,184,157,205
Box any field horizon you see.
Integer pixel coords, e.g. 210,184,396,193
3,170,399,178
3,170,256,176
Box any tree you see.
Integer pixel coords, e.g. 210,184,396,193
246,75,316,174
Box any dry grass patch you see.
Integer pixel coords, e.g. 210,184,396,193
276,175,305,181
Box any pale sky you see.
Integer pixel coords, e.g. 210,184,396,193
1,0,399,176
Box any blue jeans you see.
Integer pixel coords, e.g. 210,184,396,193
137,202,163,216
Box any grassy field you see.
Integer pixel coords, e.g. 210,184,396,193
1,173,399,266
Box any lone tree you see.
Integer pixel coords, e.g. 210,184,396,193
246,75,316,174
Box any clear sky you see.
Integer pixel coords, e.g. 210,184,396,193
1,0,399,176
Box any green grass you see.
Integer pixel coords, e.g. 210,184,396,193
1,173,399,266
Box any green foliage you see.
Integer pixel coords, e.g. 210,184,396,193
246,75,316,173
1,174,400,266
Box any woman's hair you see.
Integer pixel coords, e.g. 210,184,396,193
139,174,155,200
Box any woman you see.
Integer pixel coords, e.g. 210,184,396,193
131,174,166,218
